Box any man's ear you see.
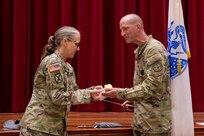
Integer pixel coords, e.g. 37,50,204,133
135,23,142,30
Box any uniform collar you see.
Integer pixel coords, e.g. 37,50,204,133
134,35,152,59
54,50,65,62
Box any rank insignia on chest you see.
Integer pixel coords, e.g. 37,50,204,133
141,70,144,75
49,64,61,72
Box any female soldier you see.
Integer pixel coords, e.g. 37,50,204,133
20,26,102,136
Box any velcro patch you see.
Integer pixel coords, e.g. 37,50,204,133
152,62,163,72
49,64,61,72
55,73,63,83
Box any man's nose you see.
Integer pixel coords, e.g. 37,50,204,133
121,31,125,37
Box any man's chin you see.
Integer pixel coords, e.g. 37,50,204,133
125,40,131,44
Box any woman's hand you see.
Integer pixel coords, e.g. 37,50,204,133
90,85,103,101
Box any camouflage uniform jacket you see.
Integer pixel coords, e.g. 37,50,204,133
117,36,171,134
20,52,91,136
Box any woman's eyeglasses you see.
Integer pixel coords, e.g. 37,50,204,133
66,38,80,47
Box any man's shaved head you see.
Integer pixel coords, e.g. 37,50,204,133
120,14,143,27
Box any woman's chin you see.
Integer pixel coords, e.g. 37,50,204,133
69,55,75,58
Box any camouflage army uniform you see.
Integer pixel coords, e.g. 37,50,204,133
20,52,91,136
117,36,171,136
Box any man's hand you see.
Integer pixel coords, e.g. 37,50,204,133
102,88,118,98
122,100,134,111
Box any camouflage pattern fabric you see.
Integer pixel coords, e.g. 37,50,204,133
117,36,171,134
20,53,91,136
133,130,171,136
19,127,60,136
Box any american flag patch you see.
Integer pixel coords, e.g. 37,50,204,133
49,64,61,72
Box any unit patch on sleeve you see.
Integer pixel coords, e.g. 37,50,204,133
152,62,163,72
55,73,63,83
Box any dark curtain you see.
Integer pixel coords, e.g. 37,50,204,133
0,0,203,112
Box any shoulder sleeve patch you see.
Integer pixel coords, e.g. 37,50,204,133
49,64,61,72
146,53,162,66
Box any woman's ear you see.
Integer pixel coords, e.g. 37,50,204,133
61,38,67,46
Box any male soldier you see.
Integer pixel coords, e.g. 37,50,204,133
102,14,171,136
